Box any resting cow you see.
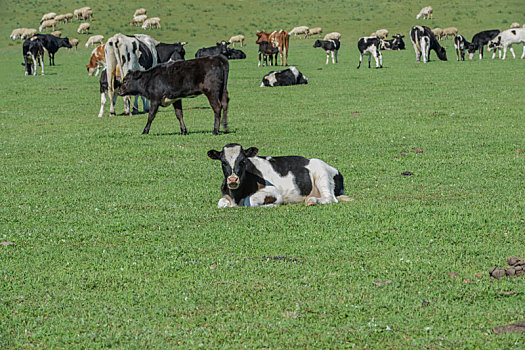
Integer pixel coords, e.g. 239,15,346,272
195,41,229,58
380,34,405,50
117,55,230,135
226,48,246,60
260,66,308,87
207,144,352,207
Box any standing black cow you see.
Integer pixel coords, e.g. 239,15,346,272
468,30,500,59
33,33,72,66
156,42,186,62
195,41,229,58
118,55,230,135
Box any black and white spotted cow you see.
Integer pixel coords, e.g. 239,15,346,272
356,36,383,69
260,66,308,87
380,34,405,50
468,30,500,60
454,34,471,61
487,28,525,59
207,144,352,207
313,39,340,64
409,26,447,63
22,36,45,75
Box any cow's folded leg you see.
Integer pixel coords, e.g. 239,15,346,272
246,187,283,207
218,195,235,208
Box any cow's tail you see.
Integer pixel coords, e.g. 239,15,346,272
412,28,422,53
220,57,229,103
337,195,354,202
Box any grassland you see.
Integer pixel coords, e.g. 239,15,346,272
1,0,525,348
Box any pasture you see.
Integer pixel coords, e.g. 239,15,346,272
1,0,524,348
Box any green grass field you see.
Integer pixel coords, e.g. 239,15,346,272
1,0,525,348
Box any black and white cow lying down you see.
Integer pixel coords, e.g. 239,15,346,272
313,39,340,64
357,36,383,69
260,66,308,87
207,144,352,207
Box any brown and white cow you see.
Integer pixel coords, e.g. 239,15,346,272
86,44,106,76
256,30,289,66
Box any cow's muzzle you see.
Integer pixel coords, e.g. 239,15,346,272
227,175,239,190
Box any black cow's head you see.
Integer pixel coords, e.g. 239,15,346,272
436,46,447,61
313,40,322,48
487,36,501,52
208,144,259,190
60,37,73,49
118,71,142,96
217,41,230,55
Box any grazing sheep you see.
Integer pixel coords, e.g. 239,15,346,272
309,27,323,37
69,38,79,50
229,34,245,47
51,31,62,38
443,27,458,39
432,28,444,40
375,29,389,39
510,22,520,29
74,7,91,20
289,26,309,39
39,19,57,32
21,28,38,39
85,35,104,47
134,8,147,17
323,32,341,40
64,13,73,22
142,17,161,30
55,14,68,24
130,15,148,26
77,23,90,34
81,8,93,21
40,12,56,24
416,6,433,19
10,28,25,40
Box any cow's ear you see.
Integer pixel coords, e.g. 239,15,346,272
207,150,221,160
244,147,259,157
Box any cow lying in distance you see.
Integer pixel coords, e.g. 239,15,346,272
195,41,229,58
468,30,500,59
357,36,382,68
487,28,525,59
260,66,308,87
117,55,230,135
454,34,470,61
207,144,352,207
313,39,340,64
23,37,45,75
380,34,405,50
226,48,246,59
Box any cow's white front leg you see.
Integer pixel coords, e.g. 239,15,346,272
325,50,330,64
508,45,516,59
331,51,335,64
218,195,235,208
502,45,508,60
247,186,283,207
521,43,525,59
98,92,106,117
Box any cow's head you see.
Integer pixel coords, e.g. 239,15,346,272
313,40,322,48
118,71,142,97
208,144,259,190
256,31,269,44
60,37,73,49
487,36,501,51
436,46,447,61
216,41,230,55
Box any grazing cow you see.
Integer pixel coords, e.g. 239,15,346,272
488,28,525,59
85,35,104,47
86,44,106,76
410,26,447,63
258,41,279,66
105,33,159,116
454,34,470,61
207,144,352,207
229,34,245,47
22,37,45,76
195,41,229,58
380,34,405,50
416,6,433,19
156,42,186,62
33,33,72,65
226,48,246,59
98,67,122,118
313,39,340,64
357,36,383,68
260,66,308,87
256,30,289,66
468,30,500,59
289,26,309,39
117,55,230,135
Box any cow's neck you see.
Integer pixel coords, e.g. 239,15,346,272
224,172,265,205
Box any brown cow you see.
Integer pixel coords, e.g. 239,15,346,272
256,30,289,66
86,44,106,76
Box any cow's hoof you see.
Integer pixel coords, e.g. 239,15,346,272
223,127,230,133
110,112,116,116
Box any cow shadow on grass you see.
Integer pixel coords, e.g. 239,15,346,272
150,129,235,136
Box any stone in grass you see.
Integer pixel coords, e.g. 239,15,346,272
489,267,506,279
401,171,413,176
493,322,525,335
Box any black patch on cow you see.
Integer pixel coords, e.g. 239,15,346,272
265,156,313,196
108,41,113,46
511,30,516,35
137,39,154,69
132,41,137,52
121,54,126,64
262,68,308,87
333,173,344,196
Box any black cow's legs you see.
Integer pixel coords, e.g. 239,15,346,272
173,100,187,135
142,102,159,134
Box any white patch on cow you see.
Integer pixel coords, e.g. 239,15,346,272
289,66,300,79
305,159,339,204
263,72,278,87
223,145,242,170
161,97,181,107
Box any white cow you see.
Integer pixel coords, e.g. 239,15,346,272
488,28,525,59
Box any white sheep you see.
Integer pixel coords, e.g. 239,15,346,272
289,26,309,39
142,17,161,30
375,29,389,39
510,22,520,29
309,27,323,37
432,28,444,40
10,28,25,40
323,32,341,40
81,8,93,21
130,15,148,26
51,31,62,37
74,7,91,20
40,12,56,24
77,22,90,34
85,35,104,47
39,19,57,32
443,27,458,39
64,13,73,22
69,38,79,50
21,28,37,39
134,8,147,17
416,6,433,20
229,34,245,47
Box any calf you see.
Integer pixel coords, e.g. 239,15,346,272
258,41,279,66
117,55,230,135
468,30,500,59
357,36,382,68
454,34,470,61
487,28,525,59
226,48,246,59
256,30,289,66
380,34,405,50
98,67,122,118
260,66,308,87
313,39,340,64
22,37,45,76
410,26,447,62
156,42,186,62
33,33,72,65
195,41,229,58
86,44,105,76
207,144,352,207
